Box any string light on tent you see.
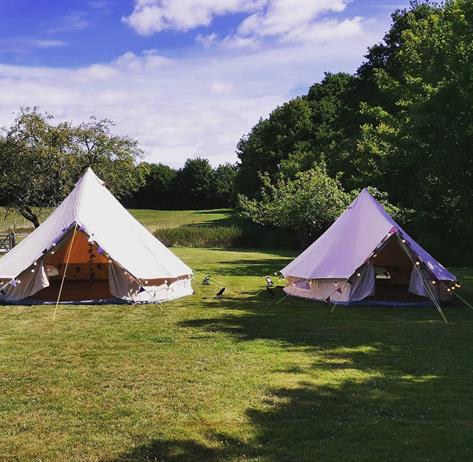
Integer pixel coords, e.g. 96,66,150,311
416,261,421,266
431,280,436,285
402,239,406,243
357,272,361,277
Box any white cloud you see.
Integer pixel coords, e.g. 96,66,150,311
195,32,219,48
123,0,262,35
0,37,66,54
281,16,366,44
124,0,357,47
238,0,347,37
0,18,383,168
48,11,90,34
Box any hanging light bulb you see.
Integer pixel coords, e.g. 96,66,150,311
416,261,420,266
357,273,361,277
145,280,148,284
33,262,37,266
51,251,55,255
401,239,406,243
52,243,56,247
31,269,35,273
431,280,436,285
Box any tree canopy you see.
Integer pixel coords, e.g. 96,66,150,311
236,0,473,261
0,108,143,227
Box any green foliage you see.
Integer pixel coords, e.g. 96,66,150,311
236,0,473,260
0,108,143,227
213,163,238,207
239,163,351,247
126,160,238,209
125,162,177,209
173,157,215,209
155,224,294,249
236,97,313,196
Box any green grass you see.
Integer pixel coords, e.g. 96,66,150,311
0,208,235,233
130,208,237,231
1,248,472,461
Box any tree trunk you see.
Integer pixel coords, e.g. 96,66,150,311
18,206,40,228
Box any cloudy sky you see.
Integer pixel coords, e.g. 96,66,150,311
0,0,410,167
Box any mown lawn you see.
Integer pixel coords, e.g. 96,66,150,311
0,208,237,233
1,248,472,462
130,209,238,231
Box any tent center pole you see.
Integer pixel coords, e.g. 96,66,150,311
53,223,78,321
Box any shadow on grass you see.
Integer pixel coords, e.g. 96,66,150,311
106,286,473,461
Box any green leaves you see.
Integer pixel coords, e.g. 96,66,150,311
238,163,351,247
0,108,143,226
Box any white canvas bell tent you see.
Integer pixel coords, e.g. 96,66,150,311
281,189,457,316
0,168,193,304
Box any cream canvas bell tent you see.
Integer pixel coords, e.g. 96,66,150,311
0,168,193,304
281,189,457,309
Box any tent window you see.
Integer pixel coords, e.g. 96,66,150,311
375,266,391,280
45,265,59,277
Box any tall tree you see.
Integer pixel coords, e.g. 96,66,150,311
236,97,313,197
173,157,215,209
125,162,177,209
0,108,143,227
213,163,237,208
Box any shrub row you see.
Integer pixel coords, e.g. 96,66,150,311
154,224,296,249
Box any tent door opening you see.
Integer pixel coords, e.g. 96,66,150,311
33,228,115,302
366,235,430,304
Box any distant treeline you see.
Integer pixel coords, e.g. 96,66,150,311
124,158,237,209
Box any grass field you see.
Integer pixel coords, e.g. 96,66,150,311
0,208,236,233
1,247,472,461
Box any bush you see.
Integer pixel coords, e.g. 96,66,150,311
154,224,296,249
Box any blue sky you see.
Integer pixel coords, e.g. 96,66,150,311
0,0,411,166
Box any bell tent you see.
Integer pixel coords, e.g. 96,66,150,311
0,168,193,304
281,189,457,310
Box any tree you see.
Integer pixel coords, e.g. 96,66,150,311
355,0,473,253
236,97,313,197
238,163,351,247
124,162,177,209
0,108,143,227
172,157,215,209
213,163,237,208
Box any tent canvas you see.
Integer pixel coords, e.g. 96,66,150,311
0,168,193,304
281,189,456,307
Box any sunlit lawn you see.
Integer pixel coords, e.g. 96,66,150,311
0,248,472,461
0,208,237,234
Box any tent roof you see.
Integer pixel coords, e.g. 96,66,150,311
281,188,455,281
0,168,192,280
